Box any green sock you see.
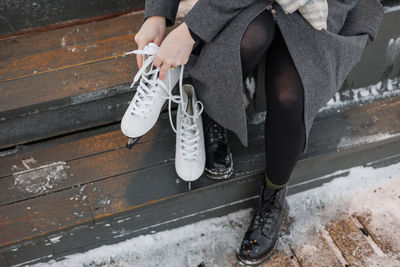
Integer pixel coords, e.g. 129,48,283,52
264,173,288,189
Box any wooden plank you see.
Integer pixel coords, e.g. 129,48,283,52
0,105,264,205
0,55,135,113
0,11,145,59
0,119,264,206
85,132,265,220
305,95,400,158
326,214,374,266
1,34,135,82
0,253,8,266
0,185,92,248
0,0,145,37
0,112,174,178
0,126,168,204
0,86,132,149
2,94,400,206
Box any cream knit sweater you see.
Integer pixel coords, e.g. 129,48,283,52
275,0,328,30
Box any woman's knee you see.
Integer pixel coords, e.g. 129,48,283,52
276,91,303,115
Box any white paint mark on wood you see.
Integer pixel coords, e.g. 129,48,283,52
21,157,37,170
12,161,68,194
61,36,66,48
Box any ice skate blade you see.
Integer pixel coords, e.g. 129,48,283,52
126,137,141,149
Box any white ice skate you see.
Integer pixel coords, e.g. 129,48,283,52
121,42,181,147
174,83,206,186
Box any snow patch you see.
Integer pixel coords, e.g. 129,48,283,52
386,36,400,65
320,77,400,113
337,132,400,149
49,235,63,244
384,5,400,13
249,111,266,125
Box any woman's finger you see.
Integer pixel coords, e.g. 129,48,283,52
135,36,146,69
158,61,171,81
136,44,145,69
153,54,163,68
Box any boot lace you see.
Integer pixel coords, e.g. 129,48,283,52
250,190,280,231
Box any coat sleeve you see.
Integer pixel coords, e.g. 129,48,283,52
144,0,181,27
339,0,384,46
183,0,259,42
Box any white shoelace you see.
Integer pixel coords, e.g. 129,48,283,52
124,45,180,123
177,70,204,161
125,44,204,161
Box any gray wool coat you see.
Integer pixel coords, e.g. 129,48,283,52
144,0,384,153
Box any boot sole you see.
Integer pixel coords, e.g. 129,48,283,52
204,153,234,180
236,206,289,266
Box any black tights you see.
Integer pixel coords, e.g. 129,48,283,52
241,9,306,186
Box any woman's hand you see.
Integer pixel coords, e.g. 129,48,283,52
134,16,166,69
153,22,196,80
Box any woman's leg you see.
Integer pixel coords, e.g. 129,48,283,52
237,9,305,265
240,9,276,80
263,25,306,188
239,8,306,187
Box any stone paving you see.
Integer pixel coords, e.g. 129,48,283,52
254,176,400,267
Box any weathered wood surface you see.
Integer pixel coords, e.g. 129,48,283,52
0,13,142,112
0,13,144,59
0,10,186,149
1,4,400,150
1,34,135,82
0,0,145,37
1,56,134,113
0,185,92,247
1,95,400,266
0,10,183,110
2,95,399,205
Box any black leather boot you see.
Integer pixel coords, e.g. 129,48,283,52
236,176,289,265
202,112,233,179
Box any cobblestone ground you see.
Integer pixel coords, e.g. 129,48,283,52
255,176,400,267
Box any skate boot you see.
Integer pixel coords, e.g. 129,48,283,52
121,42,181,148
175,83,205,189
203,113,233,179
236,175,289,265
